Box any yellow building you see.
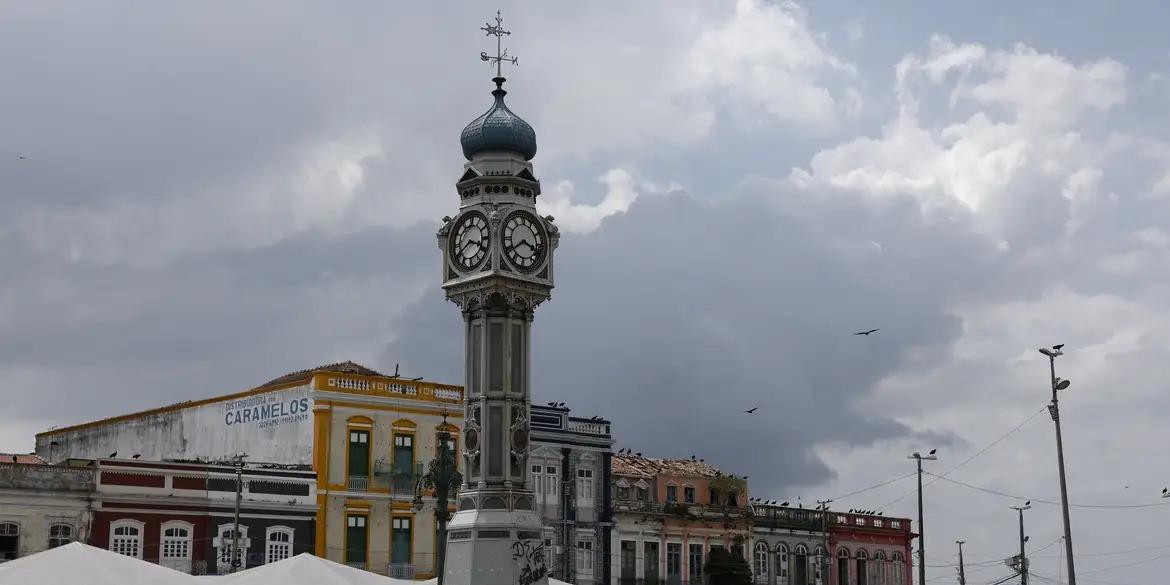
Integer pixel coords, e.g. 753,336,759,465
34,360,464,578
311,367,463,578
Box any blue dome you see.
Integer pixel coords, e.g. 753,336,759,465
460,79,537,161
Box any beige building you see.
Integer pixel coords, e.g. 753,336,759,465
0,455,94,562
311,368,463,578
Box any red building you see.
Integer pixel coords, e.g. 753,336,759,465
89,459,316,575
827,511,914,585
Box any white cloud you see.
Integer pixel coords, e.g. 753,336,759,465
537,168,676,234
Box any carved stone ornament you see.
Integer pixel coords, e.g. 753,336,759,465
463,404,482,460
509,406,530,463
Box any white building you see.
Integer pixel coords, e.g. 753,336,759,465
0,454,94,562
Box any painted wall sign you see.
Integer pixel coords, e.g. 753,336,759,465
223,394,310,429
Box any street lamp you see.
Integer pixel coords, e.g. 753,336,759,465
908,450,937,585
414,413,462,585
1039,344,1076,585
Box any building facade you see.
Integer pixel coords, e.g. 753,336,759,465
530,405,614,585
89,458,316,575
0,455,94,562
31,360,465,578
312,371,461,578
826,511,912,585
750,504,830,585
611,455,752,585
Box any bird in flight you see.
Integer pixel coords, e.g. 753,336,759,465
17,155,27,160
854,328,879,336
744,406,759,414
928,448,937,455
1053,344,1065,350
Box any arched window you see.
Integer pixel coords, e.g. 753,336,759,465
754,542,770,582
813,546,826,584
0,522,19,560
49,524,73,548
160,521,193,572
793,545,808,585
837,548,850,585
776,544,789,585
873,551,886,585
891,553,905,585
265,526,294,564
854,549,868,585
110,520,143,559
216,523,250,573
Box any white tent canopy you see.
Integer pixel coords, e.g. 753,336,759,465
208,553,414,585
0,542,199,585
0,543,575,585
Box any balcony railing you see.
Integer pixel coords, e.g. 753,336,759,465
345,561,367,570
389,563,415,579
566,418,610,436
347,476,369,492
374,461,425,495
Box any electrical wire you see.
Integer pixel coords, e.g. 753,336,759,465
923,473,1170,509
1031,543,1170,560
879,406,1047,511
831,471,916,502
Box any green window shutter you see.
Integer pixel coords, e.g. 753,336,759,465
345,515,368,564
349,431,370,477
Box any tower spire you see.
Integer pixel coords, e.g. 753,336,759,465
480,10,518,86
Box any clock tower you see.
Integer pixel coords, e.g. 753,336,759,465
437,12,557,585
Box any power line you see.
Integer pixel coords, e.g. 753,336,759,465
880,406,1047,511
1032,544,1170,560
831,471,916,502
923,473,1170,510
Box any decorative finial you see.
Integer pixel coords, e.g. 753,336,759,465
480,10,518,85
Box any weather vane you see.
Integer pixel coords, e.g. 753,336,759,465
480,10,518,78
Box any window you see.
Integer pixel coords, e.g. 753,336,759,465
346,515,368,566
667,543,682,579
161,522,193,572
216,524,249,573
754,542,770,579
348,430,370,478
266,527,294,564
873,551,886,585
645,541,660,581
393,434,414,473
621,541,637,579
776,544,789,583
891,553,904,585
855,549,868,585
110,520,143,559
684,486,695,503
727,491,738,507
637,486,648,501
530,465,543,495
792,546,808,585
576,469,594,505
837,549,850,585
544,466,559,499
617,486,631,500
48,524,73,549
814,546,825,583
391,517,411,564
576,539,594,574
667,485,678,503
0,523,18,560
688,543,704,579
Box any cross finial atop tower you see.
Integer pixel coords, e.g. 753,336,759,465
480,10,518,85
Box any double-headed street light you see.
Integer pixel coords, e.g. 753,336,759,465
1039,344,1076,585
908,450,937,585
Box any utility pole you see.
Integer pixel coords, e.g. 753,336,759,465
817,499,832,585
1011,504,1031,585
230,453,247,574
1039,344,1076,585
955,541,966,585
908,451,937,585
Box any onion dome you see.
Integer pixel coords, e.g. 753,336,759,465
460,77,537,161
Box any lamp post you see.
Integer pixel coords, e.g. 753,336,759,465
414,413,462,585
1010,504,1031,585
955,541,965,585
908,451,936,585
1039,345,1076,585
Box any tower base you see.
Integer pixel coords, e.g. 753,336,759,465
443,495,549,585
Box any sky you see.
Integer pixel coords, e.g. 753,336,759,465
2,0,1170,583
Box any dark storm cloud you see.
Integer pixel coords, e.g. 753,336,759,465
386,184,1000,491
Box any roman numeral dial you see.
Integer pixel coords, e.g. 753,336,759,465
503,211,545,272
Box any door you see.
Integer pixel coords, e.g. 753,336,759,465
667,543,682,585
645,542,660,584
391,517,412,565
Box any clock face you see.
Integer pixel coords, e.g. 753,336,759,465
451,212,490,271
503,212,545,271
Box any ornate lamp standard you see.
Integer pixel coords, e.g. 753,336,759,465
415,414,462,585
